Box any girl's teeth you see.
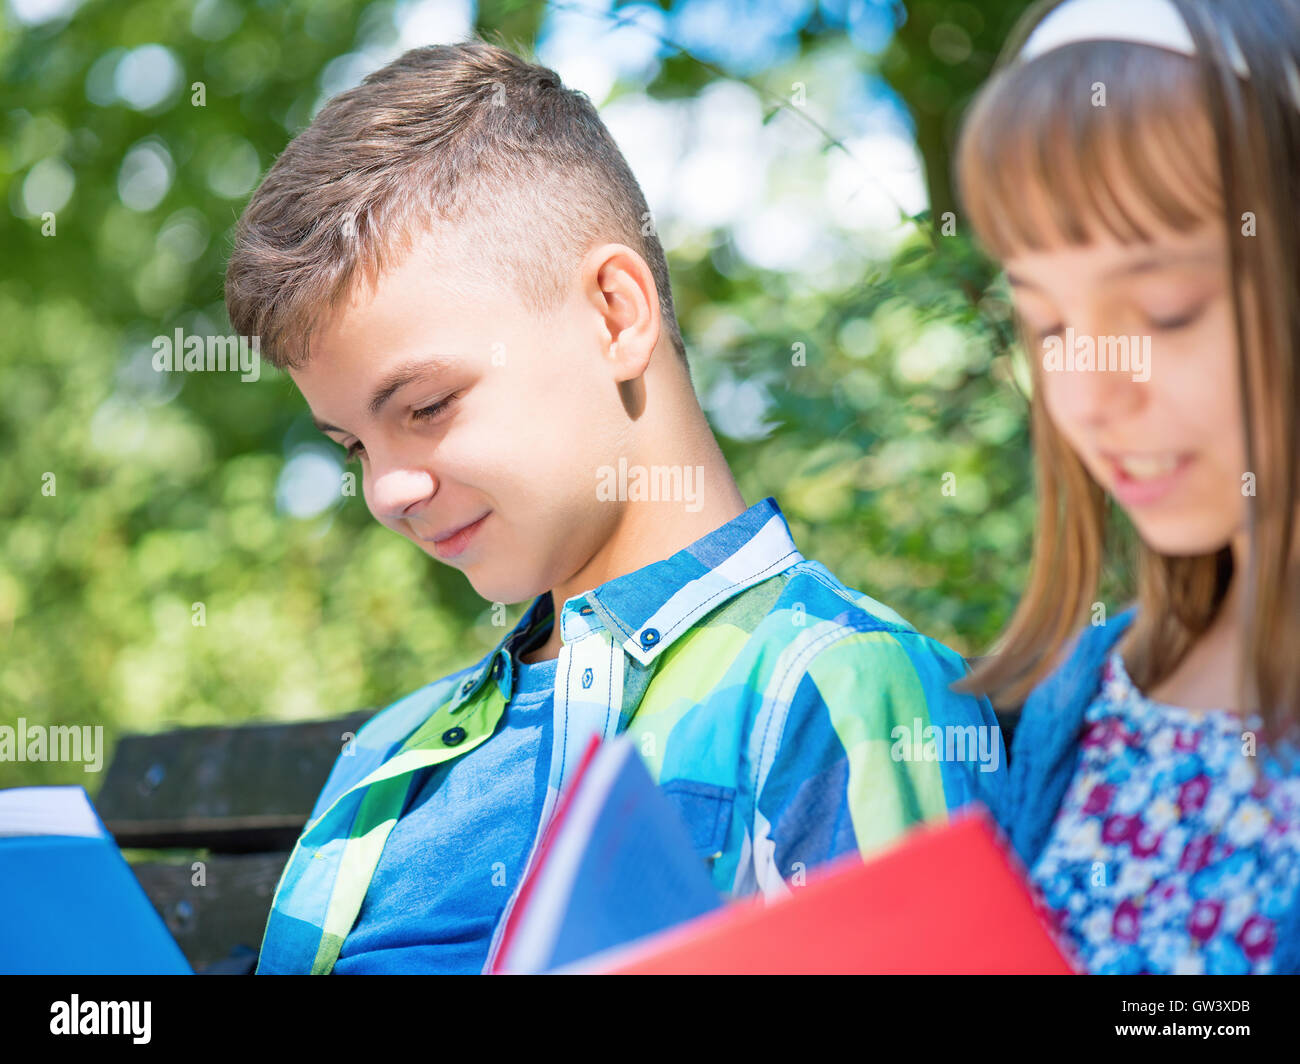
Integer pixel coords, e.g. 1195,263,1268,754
1117,455,1180,480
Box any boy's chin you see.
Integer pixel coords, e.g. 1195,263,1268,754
462,568,547,610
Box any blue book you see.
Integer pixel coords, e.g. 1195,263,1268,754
0,786,193,974
490,734,724,974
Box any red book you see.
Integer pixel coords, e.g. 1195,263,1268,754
576,808,1078,975
490,732,1077,975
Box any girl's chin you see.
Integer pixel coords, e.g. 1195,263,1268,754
1130,516,1237,558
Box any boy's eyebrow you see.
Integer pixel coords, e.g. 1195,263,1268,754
311,356,455,435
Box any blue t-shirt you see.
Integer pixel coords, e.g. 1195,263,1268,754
332,651,557,974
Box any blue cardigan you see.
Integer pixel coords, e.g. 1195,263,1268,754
995,607,1300,974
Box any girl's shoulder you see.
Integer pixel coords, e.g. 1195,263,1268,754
996,609,1138,859
1015,608,1138,741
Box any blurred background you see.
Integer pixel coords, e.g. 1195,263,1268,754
2,0,1047,788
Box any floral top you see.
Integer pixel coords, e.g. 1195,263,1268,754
1029,652,1300,974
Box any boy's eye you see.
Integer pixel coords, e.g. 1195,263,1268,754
340,392,460,463
411,392,459,422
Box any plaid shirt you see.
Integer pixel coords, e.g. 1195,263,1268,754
256,497,1005,973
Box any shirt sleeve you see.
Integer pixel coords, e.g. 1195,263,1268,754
750,626,1008,887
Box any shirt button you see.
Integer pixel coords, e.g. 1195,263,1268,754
461,679,474,695
441,727,467,746
582,667,593,689
579,605,594,616
639,627,660,649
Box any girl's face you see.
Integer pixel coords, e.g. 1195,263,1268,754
1004,220,1247,557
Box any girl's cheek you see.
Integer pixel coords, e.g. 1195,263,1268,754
1171,308,1245,457
1039,371,1096,464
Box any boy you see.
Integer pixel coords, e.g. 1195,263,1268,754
225,40,1005,974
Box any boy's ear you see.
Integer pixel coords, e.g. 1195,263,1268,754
583,242,661,382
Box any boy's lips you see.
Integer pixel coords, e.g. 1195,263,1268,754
422,512,491,560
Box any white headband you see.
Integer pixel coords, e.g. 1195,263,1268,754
1021,0,1204,62
1018,0,1300,109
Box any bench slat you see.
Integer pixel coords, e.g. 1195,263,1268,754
131,852,289,971
97,712,376,851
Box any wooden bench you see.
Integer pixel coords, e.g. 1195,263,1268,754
97,706,1020,974
95,710,376,974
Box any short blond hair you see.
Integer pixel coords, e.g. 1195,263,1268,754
225,40,685,369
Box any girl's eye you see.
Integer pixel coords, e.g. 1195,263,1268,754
1147,304,1207,331
1031,323,1064,346
345,440,365,462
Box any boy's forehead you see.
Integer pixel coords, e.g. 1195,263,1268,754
348,226,493,312
306,229,498,360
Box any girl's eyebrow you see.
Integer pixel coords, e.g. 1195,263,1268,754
1005,247,1223,291
1101,248,1223,281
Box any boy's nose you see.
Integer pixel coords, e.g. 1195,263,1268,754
369,466,437,520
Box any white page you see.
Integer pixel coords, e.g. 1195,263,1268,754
0,786,104,838
499,737,633,974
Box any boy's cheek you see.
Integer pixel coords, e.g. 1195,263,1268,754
358,470,396,525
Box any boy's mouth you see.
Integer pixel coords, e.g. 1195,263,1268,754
423,511,491,560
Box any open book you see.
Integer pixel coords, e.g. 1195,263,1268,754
491,734,1076,974
0,786,192,974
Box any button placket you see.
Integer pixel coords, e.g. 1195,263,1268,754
484,624,626,973
551,627,624,800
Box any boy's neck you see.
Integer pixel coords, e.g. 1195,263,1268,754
518,435,746,665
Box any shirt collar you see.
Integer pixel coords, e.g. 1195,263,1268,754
571,496,803,666
450,496,804,709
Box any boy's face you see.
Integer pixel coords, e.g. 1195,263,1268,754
290,228,632,605
1004,218,1246,558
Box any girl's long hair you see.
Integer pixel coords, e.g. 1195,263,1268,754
955,0,1300,737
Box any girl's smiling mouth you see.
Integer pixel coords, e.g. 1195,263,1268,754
1101,451,1196,508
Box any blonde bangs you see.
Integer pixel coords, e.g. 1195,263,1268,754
957,41,1222,260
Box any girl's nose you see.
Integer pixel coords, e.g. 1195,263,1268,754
1048,327,1148,428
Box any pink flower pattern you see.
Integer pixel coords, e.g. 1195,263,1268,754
1028,653,1300,974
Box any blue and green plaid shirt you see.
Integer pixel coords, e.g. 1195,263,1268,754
256,496,1006,973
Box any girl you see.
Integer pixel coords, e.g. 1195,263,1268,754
955,0,1300,974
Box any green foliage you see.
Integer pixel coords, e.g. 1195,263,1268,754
0,0,1037,790
693,223,1034,650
